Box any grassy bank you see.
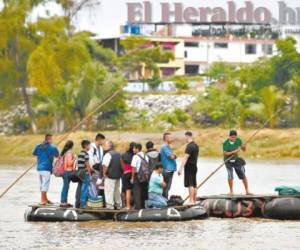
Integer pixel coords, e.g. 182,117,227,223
1,128,300,164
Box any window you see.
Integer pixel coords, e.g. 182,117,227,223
185,65,199,75
262,44,273,55
184,42,199,48
214,42,228,49
184,51,188,58
245,44,257,55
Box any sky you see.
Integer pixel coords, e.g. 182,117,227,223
30,0,300,38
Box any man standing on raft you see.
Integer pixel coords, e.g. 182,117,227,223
178,131,199,205
223,130,251,195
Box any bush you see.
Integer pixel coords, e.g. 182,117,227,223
12,116,31,134
153,108,191,129
146,76,161,90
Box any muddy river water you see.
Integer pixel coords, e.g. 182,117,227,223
0,159,300,250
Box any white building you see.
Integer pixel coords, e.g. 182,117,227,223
181,36,275,74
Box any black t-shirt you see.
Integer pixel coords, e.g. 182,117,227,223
185,141,199,170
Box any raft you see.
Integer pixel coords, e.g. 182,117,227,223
25,194,300,222
116,205,207,222
198,194,300,220
24,206,113,222
24,204,208,222
263,197,300,220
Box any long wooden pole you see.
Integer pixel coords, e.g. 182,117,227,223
0,89,121,199
183,109,282,203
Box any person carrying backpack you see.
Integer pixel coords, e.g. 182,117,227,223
59,140,76,208
75,140,93,209
145,141,160,174
131,143,149,210
88,133,105,200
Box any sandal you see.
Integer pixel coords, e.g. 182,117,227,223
60,203,73,208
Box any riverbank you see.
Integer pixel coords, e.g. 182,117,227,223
0,128,300,164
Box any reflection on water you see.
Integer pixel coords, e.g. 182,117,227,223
0,159,300,250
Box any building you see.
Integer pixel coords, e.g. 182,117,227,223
146,37,185,77
96,23,277,78
95,35,185,79
182,35,275,74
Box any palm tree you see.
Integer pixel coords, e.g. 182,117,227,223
259,86,284,128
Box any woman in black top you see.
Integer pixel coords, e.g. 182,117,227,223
121,142,135,209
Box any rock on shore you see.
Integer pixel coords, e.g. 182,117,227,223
126,95,196,119
0,105,28,135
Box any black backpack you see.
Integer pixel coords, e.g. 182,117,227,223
146,151,160,173
137,154,150,183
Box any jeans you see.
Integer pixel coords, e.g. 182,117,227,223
79,173,90,208
148,192,168,208
75,182,82,208
163,171,174,199
60,171,71,203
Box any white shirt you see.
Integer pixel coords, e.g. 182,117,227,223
102,152,112,167
131,152,148,172
88,142,104,166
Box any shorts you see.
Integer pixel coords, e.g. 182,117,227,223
225,161,246,180
38,171,51,192
122,172,133,191
184,167,197,188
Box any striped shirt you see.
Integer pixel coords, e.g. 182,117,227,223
76,150,89,170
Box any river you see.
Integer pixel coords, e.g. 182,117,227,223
0,159,300,250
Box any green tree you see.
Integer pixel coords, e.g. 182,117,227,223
205,62,238,83
0,0,43,132
119,36,174,81
191,84,242,127
286,75,300,126
26,10,126,132
258,86,285,128
271,37,300,87
239,58,273,90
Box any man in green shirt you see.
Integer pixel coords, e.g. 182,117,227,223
223,130,251,195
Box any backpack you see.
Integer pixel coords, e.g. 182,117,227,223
146,151,160,174
137,154,150,183
53,156,65,177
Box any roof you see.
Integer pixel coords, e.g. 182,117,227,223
180,36,275,43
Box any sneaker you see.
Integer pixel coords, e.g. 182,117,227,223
106,205,114,210
115,204,122,210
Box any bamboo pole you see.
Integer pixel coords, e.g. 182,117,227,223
0,89,121,199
